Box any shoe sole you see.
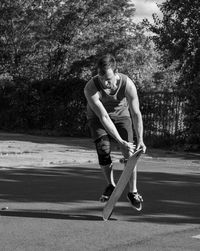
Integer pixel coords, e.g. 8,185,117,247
127,196,142,211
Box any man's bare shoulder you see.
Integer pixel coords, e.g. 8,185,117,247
125,75,135,85
125,76,138,98
84,77,100,99
126,76,136,89
84,78,96,92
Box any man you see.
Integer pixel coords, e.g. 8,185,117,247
84,54,146,211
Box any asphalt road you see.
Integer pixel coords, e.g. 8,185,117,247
0,133,199,251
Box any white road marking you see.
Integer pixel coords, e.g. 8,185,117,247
192,235,200,239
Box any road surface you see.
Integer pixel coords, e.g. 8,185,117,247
0,133,199,250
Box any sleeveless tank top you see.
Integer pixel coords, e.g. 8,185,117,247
86,73,130,119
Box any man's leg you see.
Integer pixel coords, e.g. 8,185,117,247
122,156,143,211
88,119,116,201
115,118,137,193
100,163,115,187
128,166,137,193
121,155,137,193
95,135,116,202
116,118,143,210
95,135,115,186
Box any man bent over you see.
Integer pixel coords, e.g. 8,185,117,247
84,54,146,211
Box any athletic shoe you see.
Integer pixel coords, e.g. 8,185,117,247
127,192,143,211
99,184,115,202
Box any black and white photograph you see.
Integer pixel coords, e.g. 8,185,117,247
0,0,199,250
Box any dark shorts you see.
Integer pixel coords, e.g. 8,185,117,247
88,116,134,143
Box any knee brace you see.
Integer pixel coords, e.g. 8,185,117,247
95,135,112,166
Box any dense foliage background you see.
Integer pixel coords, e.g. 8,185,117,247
149,0,200,149
0,0,199,150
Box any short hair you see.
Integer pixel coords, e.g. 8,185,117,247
97,54,117,76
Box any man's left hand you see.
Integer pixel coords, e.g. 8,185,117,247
136,141,146,153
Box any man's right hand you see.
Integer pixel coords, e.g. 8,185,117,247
119,140,136,159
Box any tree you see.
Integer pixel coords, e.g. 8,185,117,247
149,0,200,149
0,0,157,84
0,0,47,80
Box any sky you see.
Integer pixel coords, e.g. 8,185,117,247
132,0,163,23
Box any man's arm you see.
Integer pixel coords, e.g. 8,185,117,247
125,77,146,153
84,80,134,154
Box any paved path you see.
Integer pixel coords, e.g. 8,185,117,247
0,133,200,250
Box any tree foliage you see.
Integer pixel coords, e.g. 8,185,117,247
0,78,87,135
149,0,200,149
0,0,162,89
0,0,141,80
1,0,193,148
151,0,200,81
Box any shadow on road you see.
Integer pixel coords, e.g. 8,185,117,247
0,165,199,224
119,170,200,224
0,209,103,221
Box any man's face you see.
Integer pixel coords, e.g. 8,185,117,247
98,68,116,89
